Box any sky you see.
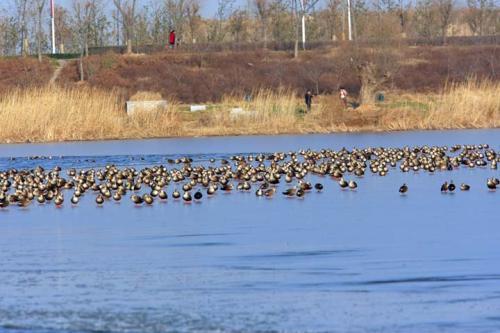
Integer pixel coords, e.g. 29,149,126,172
56,0,250,17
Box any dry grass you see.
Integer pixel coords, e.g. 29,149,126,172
0,80,498,144
379,79,500,130
0,87,182,143
129,91,163,101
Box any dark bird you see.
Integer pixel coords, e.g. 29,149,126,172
448,181,456,192
299,182,313,191
221,183,233,192
183,191,192,202
487,178,497,190
54,194,64,206
194,191,203,200
460,183,470,191
37,195,46,204
282,188,296,197
314,183,323,191
264,188,276,197
441,181,448,192
96,194,104,205
399,183,408,194
131,194,143,204
113,192,122,201
143,194,154,205
207,185,217,196
71,195,79,205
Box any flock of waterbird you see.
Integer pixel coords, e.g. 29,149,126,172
0,144,498,209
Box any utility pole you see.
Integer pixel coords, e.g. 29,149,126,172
347,0,353,41
300,0,306,50
50,0,56,53
297,0,320,50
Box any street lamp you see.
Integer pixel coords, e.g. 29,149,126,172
347,0,352,41
50,0,56,54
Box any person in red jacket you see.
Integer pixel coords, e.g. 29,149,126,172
168,30,176,49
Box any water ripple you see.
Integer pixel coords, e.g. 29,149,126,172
353,274,500,285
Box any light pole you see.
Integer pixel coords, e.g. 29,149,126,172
297,0,320,50
300,0,306,50
347,0,353,41
50,0,56,53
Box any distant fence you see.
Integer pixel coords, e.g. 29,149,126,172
84,35,499,56
21,35,497,60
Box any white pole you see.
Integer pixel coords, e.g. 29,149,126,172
347,0,352,41
51,0,56,53
299,0,306,49
302,15,306,49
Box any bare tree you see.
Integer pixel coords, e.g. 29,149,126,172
13,0,29,56
343,43,400,105
54,5,73,53
436,0,453,44
0,7,19,56
396,0,412,34
324,0,342,41
290,0,300,57
254,0,271,48
466,0,495,36
33,0,46,62
86,0,109,48
72,0,93,81
269,0,290,45
185,0,201,43
290,0,321,57
164,0,187,39
149,1,166,44
209,0,235,42
414,0,439,38
112,0,137,54
111,3,121,46
134,5,151,47
0,11,7,56
229,9,247,43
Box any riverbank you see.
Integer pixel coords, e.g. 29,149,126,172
0,79,498,144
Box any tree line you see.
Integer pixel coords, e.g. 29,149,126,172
0,0,498,58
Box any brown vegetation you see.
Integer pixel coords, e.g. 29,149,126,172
0,79,498,144
52,45,499,103
0,44,497,144
0,57,54,92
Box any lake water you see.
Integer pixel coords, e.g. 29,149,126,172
0,130,499,333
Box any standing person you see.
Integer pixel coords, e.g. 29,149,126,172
339,87,348,107
304,90,313,113
169,30,176,49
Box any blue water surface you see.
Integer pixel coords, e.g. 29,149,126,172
0,130,499,333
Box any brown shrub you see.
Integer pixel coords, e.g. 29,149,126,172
0,81,497,143
0,57,54,93
3,45,498,103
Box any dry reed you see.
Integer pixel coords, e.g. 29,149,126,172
0,80,498,144
380,79,500,131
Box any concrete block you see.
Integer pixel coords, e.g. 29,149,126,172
126,100,167,116
190,105,207,112
230,107,255,118
230,107,244,114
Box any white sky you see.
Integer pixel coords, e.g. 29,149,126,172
56,0,252,17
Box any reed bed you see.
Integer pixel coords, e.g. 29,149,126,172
380,79,500,131
0,80,498,144
0,87,182,143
